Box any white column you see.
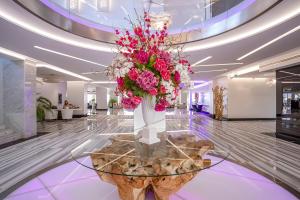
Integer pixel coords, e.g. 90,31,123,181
96,86,108,109
24,61,37,137
1,59,37,138
0,62,3,125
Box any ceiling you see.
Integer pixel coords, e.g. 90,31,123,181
0,0,299,84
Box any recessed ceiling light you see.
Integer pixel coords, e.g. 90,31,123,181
36,63,92,81
194,63,243,67
34,46,108,67
194,69,228,73
191,56,212,67
237,25,300,60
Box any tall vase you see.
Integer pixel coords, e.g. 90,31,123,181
139,96,160,144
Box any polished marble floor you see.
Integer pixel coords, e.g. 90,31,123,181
0,109,299,199
4,156,298,200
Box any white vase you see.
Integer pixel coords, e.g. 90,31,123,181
139,96,160,144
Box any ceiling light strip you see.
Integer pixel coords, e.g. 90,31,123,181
237,25,300,60
191,56,212,67
34,46,107,67
282,81,300,84
36,64,92,81
184,7,300,52
192,81,212,89
0,47,27,60
279,71,300,77
194,69,228,73
195,62,243,67
260,54,300,68
92,81,117,84
0,10,113,52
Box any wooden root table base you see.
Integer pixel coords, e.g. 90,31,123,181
97,171,196,200
90,135,214,200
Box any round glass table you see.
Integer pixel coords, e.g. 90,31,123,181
71,131,230,200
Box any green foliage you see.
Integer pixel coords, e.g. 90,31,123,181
108,98,118,108
123,75,146,97
36,96,52,121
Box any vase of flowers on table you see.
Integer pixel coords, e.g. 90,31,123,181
107,12,192,144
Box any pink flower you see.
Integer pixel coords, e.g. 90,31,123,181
159,51,171,64
174,71,180,84
155,103,165,111
128,68,139,81
155,99,169,112
131,96,142,105
122,98,133,109
121,96,142,109
161,70,170,81
148,88,158,96
136,50,149,64
136,70,158,91
160,85,166,94
134,26,143,37
117,77,124,90
154,58,167,72
127,90,133,97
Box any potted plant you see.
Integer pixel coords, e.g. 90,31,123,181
108,98,118,109
36,97,57,121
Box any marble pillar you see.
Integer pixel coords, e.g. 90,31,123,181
96,86,108,109
24,61,37,138
3,60,25,134
1,59,36,138
0,63,3,125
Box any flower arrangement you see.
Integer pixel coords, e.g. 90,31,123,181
107,12,192,111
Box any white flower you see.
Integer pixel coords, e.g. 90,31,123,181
161,80,174,93
175,63,190,84
111,55,133,78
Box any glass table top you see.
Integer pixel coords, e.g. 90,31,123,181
71,131,230,177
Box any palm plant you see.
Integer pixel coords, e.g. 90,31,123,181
108,98,118,108
36,96,52,121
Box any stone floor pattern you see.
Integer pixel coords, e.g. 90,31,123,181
0,110,299,198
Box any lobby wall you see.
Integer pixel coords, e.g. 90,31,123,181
214,77,276,119
37,82,67,108
67,81,88,115
228,78,276,119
